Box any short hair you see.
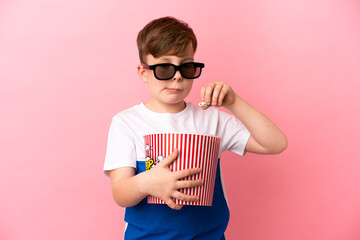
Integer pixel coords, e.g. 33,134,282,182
137,16,197,64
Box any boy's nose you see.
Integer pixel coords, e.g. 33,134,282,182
173,70,183,81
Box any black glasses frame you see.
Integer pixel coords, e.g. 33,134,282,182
142,62,205,80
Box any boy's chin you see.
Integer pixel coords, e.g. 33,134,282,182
165,100,187,108
162,100,185,106
161,96,186,104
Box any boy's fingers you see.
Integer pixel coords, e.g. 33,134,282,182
176,179,203,189
173,191,200,202
204,84,215,104
211,84,224,106
157,149,178,167
200,86,206,102
164,198,183,210
200,85,211,110
174,168,202,179
201,82,229,108
218,88,226,106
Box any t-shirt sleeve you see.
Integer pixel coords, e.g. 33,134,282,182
103,115,137,176
217,110,251,156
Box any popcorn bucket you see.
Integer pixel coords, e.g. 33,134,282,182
144,133,221,206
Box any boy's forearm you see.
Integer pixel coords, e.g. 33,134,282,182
226,95,287,154
111,171,150,207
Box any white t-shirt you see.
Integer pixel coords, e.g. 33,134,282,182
104,102,250,174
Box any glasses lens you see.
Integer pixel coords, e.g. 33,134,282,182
154,64,175,80
181,63,201,79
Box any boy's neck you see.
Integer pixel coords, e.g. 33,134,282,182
144,101,186,113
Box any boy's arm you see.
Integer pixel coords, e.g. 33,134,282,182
200,81,288,154
109,149,203,210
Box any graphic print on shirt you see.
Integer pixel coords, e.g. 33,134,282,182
145,144,164,170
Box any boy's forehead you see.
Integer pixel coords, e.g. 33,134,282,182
146,44,195,63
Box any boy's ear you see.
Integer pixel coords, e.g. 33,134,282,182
137,64,148,83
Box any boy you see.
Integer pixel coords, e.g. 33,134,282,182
104,16,287,240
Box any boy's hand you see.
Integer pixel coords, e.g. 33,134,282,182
144,149,203,210
200,81,237,110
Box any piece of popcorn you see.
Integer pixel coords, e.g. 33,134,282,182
199,101,210,107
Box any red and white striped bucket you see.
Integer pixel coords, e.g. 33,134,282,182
144,133,221,206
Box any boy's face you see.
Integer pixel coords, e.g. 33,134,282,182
138,44,195,113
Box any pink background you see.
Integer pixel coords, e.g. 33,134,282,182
1,0,359,239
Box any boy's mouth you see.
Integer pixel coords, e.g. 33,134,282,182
165,88,182,93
